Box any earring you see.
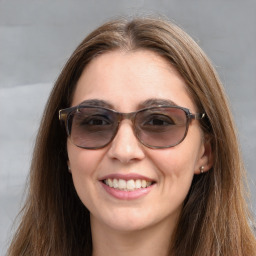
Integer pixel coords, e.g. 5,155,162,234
200,166,205,174
68,166,71,172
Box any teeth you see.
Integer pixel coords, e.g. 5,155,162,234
127,180,135,191
135,179,141,189
141,180,147,188
104,178,153,191
107,178,113,187
118,179,126,190
113,179,118,188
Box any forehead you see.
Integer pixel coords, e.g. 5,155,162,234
71,50,196,111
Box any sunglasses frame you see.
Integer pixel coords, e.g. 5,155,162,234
59,104,205,149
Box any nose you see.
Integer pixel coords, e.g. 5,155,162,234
107,120,145,164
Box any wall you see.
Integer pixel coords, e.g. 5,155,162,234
0,0,255,254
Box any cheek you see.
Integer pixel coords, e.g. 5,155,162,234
67,142,105,179
149,148,196,177
147,133,202,188
67,143,106,208
150,148,198,207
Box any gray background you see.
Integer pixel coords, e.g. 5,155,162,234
0,0,255,254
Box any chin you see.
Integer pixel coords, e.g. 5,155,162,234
95,208,160,233
106,219,151,233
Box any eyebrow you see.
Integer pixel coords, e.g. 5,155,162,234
78,98,178,110
139,98,178,108
79,99,114,108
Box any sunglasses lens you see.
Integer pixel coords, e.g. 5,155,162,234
69,107,116,149
135,107,187,148
67,106,188,149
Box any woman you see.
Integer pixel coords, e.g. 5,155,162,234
8,17,256,255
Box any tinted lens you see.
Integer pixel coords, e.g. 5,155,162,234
135,107,188,148
69,107,117,148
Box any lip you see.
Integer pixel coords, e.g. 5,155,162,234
99,173,156,200
101,182,155,200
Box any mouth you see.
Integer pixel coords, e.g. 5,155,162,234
102,178,155,191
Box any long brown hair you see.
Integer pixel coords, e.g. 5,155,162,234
8,17,256,256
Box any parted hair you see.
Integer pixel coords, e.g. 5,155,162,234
8,17,256,255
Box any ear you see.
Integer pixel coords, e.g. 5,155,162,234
194,135,214,174
67,160,71,173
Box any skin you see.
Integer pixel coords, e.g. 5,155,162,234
67,50,212,256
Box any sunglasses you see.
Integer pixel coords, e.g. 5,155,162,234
59,104,205,149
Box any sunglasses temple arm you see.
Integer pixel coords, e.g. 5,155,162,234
59,110,65,121
190,113,206,120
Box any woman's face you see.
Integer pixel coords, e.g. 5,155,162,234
67,50,210,233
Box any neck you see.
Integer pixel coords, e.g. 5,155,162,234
91,215,176,256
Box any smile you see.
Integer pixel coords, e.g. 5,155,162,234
103,178,154,191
